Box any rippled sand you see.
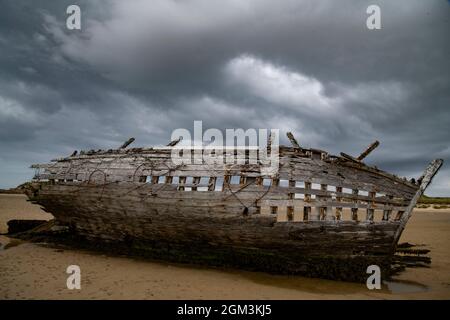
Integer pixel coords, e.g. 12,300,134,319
1,194,449,299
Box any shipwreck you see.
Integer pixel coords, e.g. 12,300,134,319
23,133,443,282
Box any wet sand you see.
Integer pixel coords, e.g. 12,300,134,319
1,194,450,299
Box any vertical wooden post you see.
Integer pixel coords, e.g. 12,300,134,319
336,186,343,220
318,184,325,220
383,195,393,221
351,189,359,221
287,206,294,221
208,177,217,191
366,191,375,221
293,201,303,221
323,184,334,221
272,178,280,187
394,210,404,221
192,177,200,191
277,206,287,222
288,180,295,220
310,183,320,221
179,176,186,191
288,180,295,200
304,181,311,221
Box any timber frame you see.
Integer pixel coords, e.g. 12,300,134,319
24,134,443,281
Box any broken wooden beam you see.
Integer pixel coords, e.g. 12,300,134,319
167,136,183,147
286,132,301,149
357,140,380,161
340,152,361,163
120,137,135,149
393,158,444,245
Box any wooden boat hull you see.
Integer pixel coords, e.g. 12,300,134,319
25,145,443,282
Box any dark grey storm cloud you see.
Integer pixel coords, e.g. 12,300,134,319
0,0,449,195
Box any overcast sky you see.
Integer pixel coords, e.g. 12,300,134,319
0,0,449,195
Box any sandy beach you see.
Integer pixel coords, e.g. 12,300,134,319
1,194,449,300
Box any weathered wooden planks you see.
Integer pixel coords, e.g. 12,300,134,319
28,147,422,230
24,142,443,282
34,151,418,200
30,183,399,254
